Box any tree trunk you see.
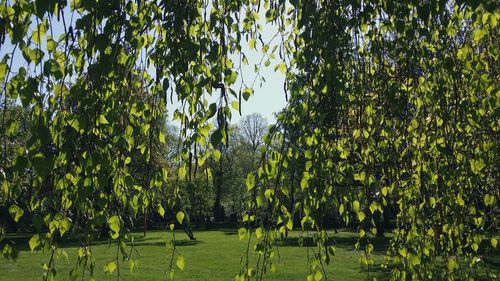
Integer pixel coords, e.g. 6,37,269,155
143,207,147,237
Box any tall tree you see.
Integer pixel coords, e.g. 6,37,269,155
240,113,268,153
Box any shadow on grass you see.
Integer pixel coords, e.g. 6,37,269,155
275,234,391,252
4,231,204,251
221,230,237,236
131,239,203,247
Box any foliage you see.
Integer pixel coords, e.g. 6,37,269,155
0,0,258,279
246,1,499,281
0,0,498,281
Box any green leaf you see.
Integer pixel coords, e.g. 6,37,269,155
32,153,53,177
176,211,185,224
484,194,495,206
256,227,263,239
107,216,121,239
59,218,71,237
29,235,40,251
99,114,109,125
225,71,238,85
9,205,24,222
104,261,117,273
264,189,274,200
411,255,421,266
178,166,187,180
159,131,166,143
238,228,247,240
491,238,498,248
429,197,436,208
360,23,368,33
249,38,256,49
399,248,407,257
473,29,487,42
129,259,136,273
2,180,9,197
242,88,254,101
381,187,388,197
489,13,497,28
47,37,57,52
0,63,7,81
314,270,323,281
157,205,165,218
300,172,310,190
369,201,378,214
472,158,485,173
357,211,366,222
231,100,239,110
246,173,255,191
210,129,224,147
35,0,56,18
304,150,312,159
352,200,360,212
31,22,47,44
207,103,217,118
6,120,19,136
339,203,344,215
447,258,458,271
275,63,286,74
213,149,221,161
176,255,185,271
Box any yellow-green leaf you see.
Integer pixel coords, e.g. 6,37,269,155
107,215,121,239
357,211,366,222
249,38,256,49
231,100,239,110
256,227,263,239
29,234,40,251
99,114,109,125
176,255,185,271
176,211,185,224
238,228,247,240
352,200,360,212
104,261,117,273
158,205,165,217
9,205,24,222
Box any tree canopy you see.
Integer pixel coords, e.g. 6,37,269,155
0,0,498,280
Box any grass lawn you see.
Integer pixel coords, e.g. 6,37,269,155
1,229,387,280
1,229,497,280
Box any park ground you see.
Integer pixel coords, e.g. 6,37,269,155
1,230,498,280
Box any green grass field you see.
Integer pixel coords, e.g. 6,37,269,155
1,230,498,280
1,229,388,280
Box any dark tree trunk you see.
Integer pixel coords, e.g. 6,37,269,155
143,208,147,237
213,154,224,222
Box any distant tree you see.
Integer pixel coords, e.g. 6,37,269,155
0,103,30,235
240,113,268,153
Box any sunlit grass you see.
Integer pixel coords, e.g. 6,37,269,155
2,229,498,280
1,229,390,281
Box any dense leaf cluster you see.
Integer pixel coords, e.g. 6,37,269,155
0,0,498,280
247,1,499,280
